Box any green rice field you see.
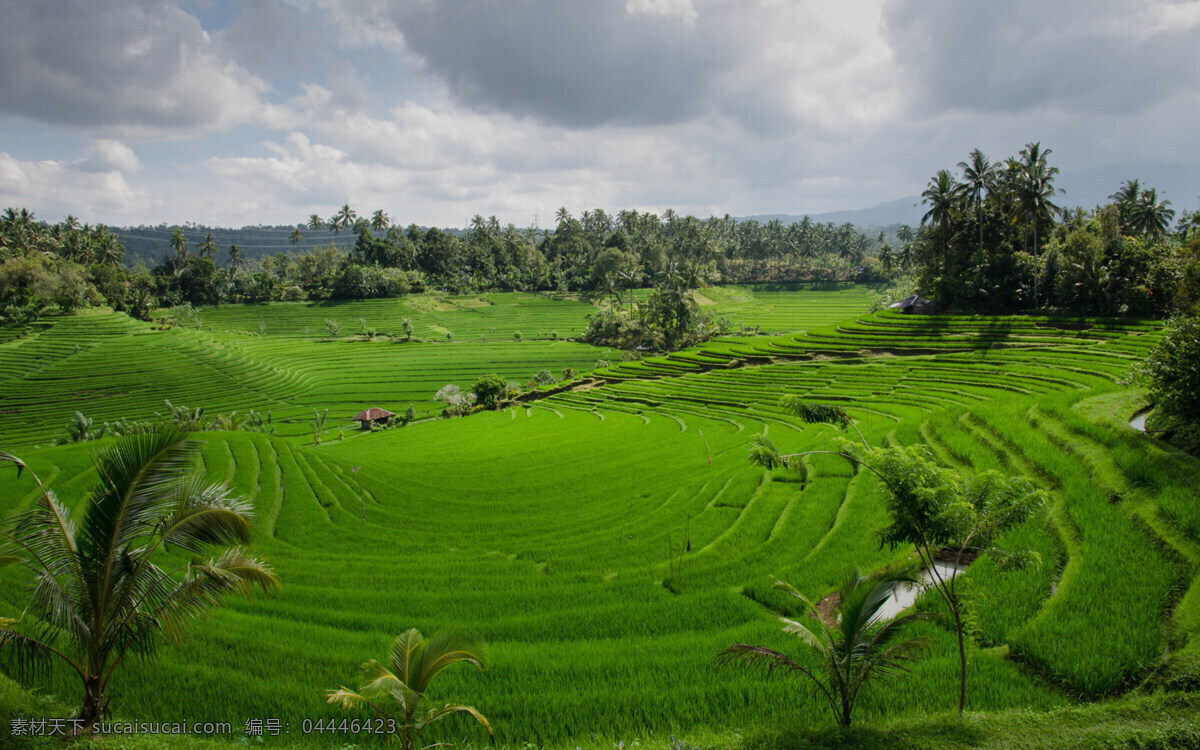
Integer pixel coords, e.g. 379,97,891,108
2,283,1199,747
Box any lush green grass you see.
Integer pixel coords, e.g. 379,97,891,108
2,290,1199,747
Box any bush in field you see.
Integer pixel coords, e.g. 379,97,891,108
0,429,278,730
1131,313,1200,427
472,374,508,410
325,318,340,337
402,317,414,340
327,628,491,750
719,571,931,727
561,367,576,380
535,369,557,386
513,331,522,341
403,405,416,424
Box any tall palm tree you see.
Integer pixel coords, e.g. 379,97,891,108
168,227,188,261
719,571,931,727
1131,188,1175,239
227,245,244,277
921,169,961,278
1013,142,1061,306
370,210,389,233
327,628,492,750
307,214,324,233
1108,179,1141,231
288,229,304,247
195,232,217,261
331,205,357,237
0,429,278,730
95,232,123,267
957,148,994,256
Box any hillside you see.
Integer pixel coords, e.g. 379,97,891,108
1,286,1199,748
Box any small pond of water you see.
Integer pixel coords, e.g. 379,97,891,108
876,560,963,620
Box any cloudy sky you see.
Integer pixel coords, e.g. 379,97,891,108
1,0,1197,228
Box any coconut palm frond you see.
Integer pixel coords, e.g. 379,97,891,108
418,703,492,735
716,643,807,676
0,620,74,681
326,687,374,712
156,476,255,554
414,627,488,690
390,628,426,686
5,489,81,581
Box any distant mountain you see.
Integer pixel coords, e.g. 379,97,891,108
741,195,924,231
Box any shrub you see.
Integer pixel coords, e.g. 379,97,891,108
535,369,557,386
473,374,508,410
1131,314,1200,425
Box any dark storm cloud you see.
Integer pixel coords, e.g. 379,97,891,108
884,0,1200,115
387,0,740,128
0,0,261,131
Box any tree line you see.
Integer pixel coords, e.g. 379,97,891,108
4,146,1198,328
1,203,884,325
898,143,1199,315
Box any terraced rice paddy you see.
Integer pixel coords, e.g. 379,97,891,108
1,286,1198,747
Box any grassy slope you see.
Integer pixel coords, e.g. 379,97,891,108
2,285,1199,748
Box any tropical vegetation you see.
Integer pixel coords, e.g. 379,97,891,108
0,428,277,730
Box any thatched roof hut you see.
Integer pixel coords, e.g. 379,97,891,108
887,295,936,315
352,407,394,429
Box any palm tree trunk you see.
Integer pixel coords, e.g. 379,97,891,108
978,205,984,258
80,673,106,731
1033,224,1039,307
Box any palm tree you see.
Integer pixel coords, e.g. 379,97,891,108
331,204,357,237
289,228,304,247
921,169,961,277
1131,188,1175,239
196,233,217,261
880,244,895,274
719,571,931,727
307,214,324,233
168,227,188,261
95,232,124,267
370,210,390,233
1013,142,1061,306
0,429,278,730
327,628,492,750
1109,179,1141,230
227,245,244,277
958,149,994,256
